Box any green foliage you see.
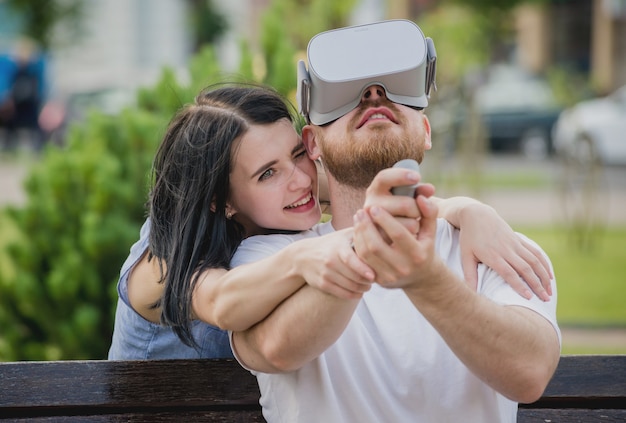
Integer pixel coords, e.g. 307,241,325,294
237,39,256,82
0,44,238,360
187,0,228,51
416,5,491,85
545,66,594,108
261,0,357,50
0,107,165,360
254,0,357,100
442,0,549,15
6,0,83,49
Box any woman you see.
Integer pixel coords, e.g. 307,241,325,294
108,83,551,360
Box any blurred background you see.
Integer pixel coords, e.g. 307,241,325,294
0,0,624,361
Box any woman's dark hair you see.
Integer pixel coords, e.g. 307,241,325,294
149,83,295,347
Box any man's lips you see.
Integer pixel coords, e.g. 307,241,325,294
356,107,397,129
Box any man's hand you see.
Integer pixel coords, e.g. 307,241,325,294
362,166,435,238
352,194,441,289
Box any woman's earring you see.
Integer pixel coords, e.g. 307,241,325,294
226,210,233,220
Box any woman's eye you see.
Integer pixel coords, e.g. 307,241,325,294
259,169,274,181
294,149,307,160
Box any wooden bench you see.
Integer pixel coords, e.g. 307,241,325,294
1,355,624,422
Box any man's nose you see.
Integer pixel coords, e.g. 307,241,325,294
361,85,386,102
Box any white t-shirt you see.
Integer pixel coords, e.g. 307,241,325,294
230,219,560,423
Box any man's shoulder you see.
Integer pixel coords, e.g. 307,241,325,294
245,221,331,246
434,218,459,244
231,222,332,267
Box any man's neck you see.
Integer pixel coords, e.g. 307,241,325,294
327,184,366,230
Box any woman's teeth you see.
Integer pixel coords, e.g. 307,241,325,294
286,193,312,209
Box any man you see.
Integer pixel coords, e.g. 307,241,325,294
229,20,560,422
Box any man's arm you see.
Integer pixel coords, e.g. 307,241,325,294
230,229,367,372
410,276,560,403
196,231,373,331
232,287,358,373
353,197,560,403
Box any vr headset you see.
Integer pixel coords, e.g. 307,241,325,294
297,19,437,125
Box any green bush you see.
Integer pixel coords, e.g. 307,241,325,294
0,98,174,360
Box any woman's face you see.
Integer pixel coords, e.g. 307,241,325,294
228,118,321,236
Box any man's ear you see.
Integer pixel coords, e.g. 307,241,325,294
423,114,432,151
302,125,321,160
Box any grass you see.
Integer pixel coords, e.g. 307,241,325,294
518,225,626,355
518,225,626,327
562,344,626,355
432,170,549,191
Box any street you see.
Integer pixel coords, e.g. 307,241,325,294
423,152,626,227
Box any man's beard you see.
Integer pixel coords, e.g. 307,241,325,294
318,107,425,189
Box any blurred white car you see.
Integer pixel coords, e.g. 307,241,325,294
553,85,626,165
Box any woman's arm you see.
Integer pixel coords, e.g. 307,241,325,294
127,230,374,332
359,169,552,300
126,252,166,324
433,196,552,301
195,229,374,331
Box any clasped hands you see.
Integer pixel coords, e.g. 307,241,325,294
309,166,553,301
352,166,439,290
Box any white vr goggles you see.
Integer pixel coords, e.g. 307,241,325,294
297,19,437,125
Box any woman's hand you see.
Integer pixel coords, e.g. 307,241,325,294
297,228,376,299
456,202,553,301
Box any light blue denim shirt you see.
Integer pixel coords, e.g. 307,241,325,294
108,219,233,360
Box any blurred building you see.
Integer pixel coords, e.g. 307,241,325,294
374,0,626,94
1,0,192,102
50,0,192,97
1,0,624,103
516,0,626,94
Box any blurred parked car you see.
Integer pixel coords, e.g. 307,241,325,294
434,65,562,158
472,66,562,158
552,85,626,166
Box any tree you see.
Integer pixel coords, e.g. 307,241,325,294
4,0,83,50
186,0,229,53
441,0,550,65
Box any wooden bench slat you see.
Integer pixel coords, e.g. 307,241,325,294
519,354,626,410
0,411,264,423
1,355,625,421
518,409,626,423
0,359,260,418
